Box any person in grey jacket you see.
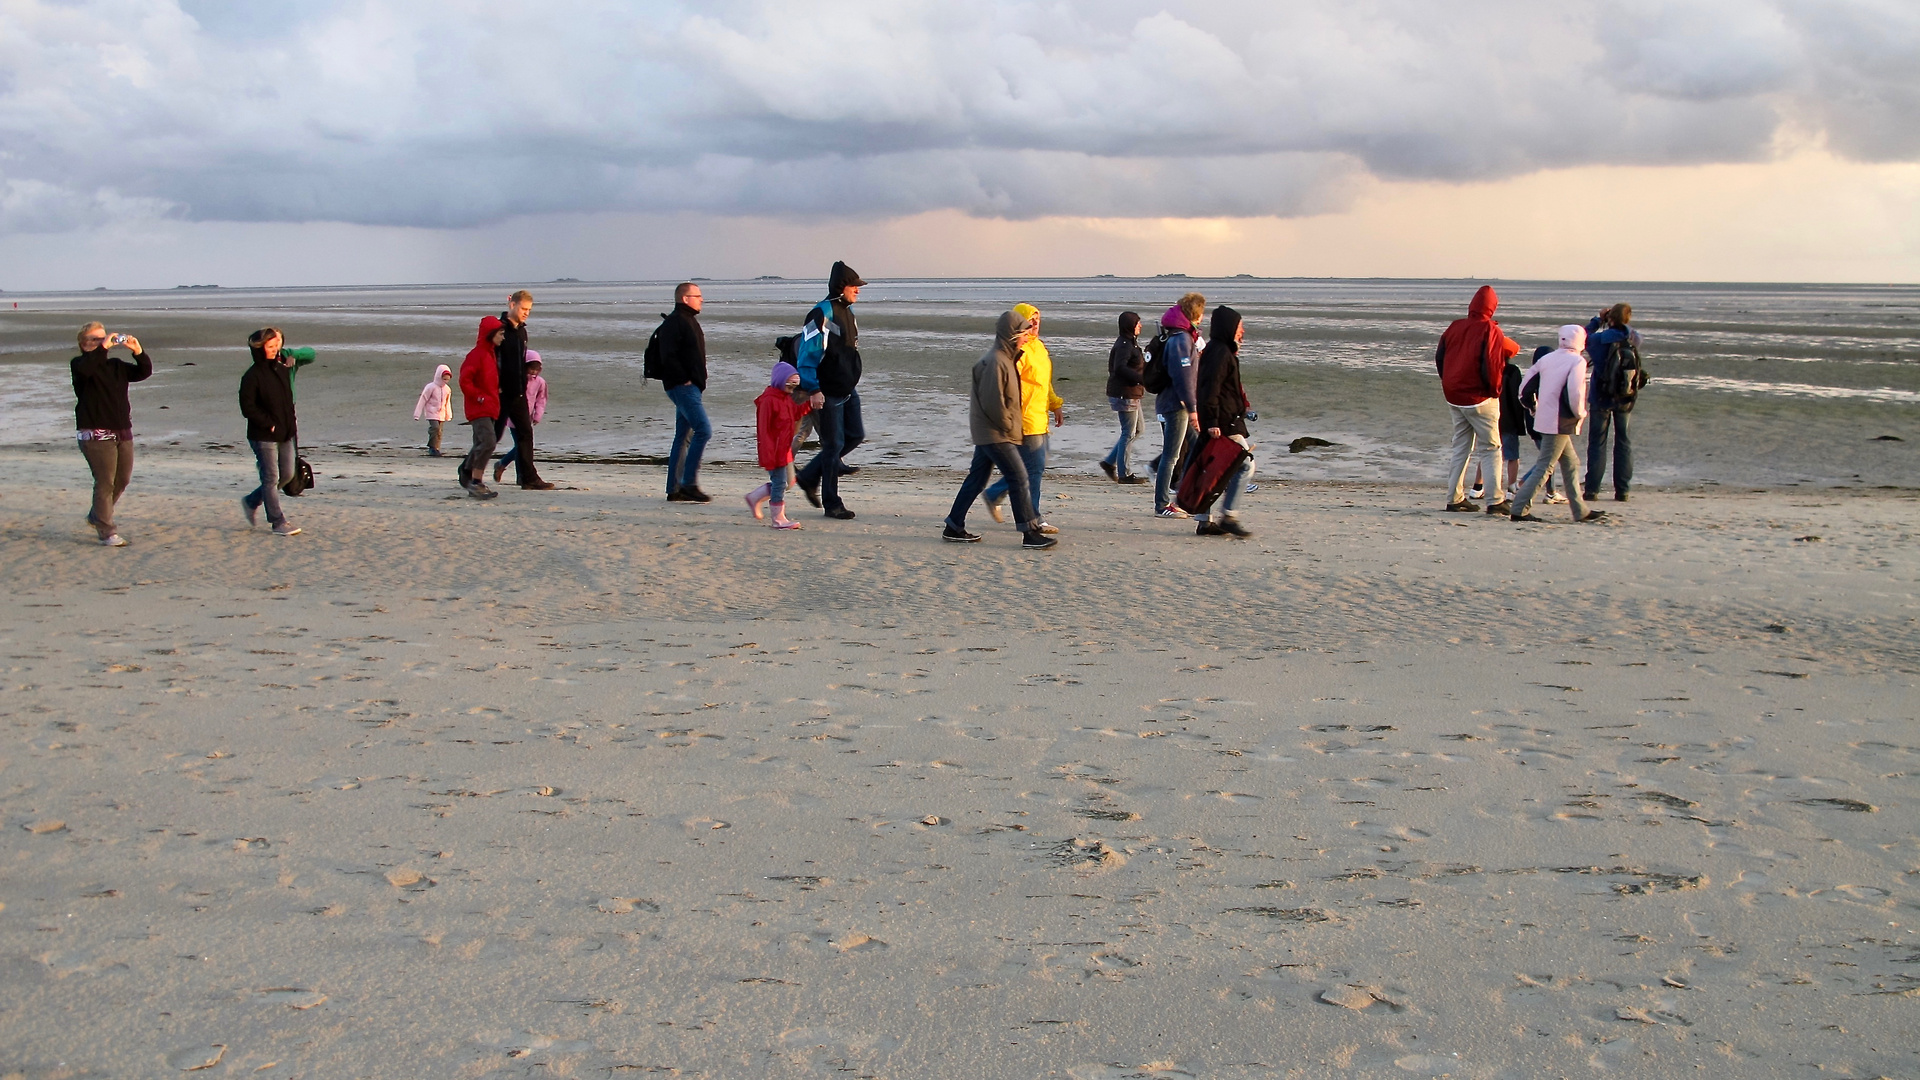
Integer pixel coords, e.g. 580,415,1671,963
942,310,1055,549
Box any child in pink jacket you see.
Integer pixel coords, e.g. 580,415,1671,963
413,364,453,456
494,352,547,482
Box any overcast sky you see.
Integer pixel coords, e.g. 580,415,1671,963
3,0,1918,288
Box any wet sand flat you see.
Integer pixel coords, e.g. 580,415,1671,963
0,447,1916,1079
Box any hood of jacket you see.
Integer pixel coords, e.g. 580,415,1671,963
434,364,452,382
996,308,1035,345
1160,306,1193,332
1467,285,1498,319
1558,324,1587,353
1209,305,1242,346
475,315,504,349
1118,311,1141,338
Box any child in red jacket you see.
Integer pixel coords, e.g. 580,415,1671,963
746,361,812,529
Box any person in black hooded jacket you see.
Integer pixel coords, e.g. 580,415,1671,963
794,261,867,518
70,321,152,545
1193,306,1256,537
238,327,302,536
1101,311,1149,484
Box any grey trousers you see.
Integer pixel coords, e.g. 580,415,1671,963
1512,434,1590,521
462,418,499,485
1445,400,1503,503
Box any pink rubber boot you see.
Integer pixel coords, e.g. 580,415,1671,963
769,501,801,529
745,483,771,519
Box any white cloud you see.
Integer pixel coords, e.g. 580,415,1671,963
0,0,1916,234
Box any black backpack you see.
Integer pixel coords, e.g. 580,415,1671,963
641,314,669,382
1141,328,1173,394
774,334,798,364
1600,334,1647,410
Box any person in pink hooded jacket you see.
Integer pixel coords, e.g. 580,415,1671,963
494,352,546,483
1510,324,1606,524
413,364,453,456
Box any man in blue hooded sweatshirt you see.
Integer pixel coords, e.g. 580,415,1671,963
795,261,867,520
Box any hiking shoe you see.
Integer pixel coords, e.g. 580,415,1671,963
800,479,822,507
493,461,506,483
1614,491,1630,502
678,485,711,502
824,506,856,520
522,480,556,491
1469,485,1484,500
241,498,258,527
1484,501,1512,516
1445,500,1480,512
942,523,981,543
1510,513,1543,523
1581,490,1599,502
1544,492,1567,504
1582,510,1608,523
1035,521,1059,535
100,533,128,547
468,485,498,500
272,522,302,536
839,465,861,476
1119,474,1149,485
1099,461,1118,481
1021,530,1058,550
1219,518,1252,538
1156,506,1190,519
1195,520,1226,536
666,488,693,501
983,495,1006,523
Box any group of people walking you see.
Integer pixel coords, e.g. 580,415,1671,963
1436,286,1647,523
65,267,1645,550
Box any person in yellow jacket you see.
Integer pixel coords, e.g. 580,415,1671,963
983,303,1064,530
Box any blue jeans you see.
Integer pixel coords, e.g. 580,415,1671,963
1583,406,1632,496
1155,410,1194,511
665,383,712,493
983,433,1046,514
243,438,295,526
765,467,788,504
796,391,864,510
1105,403,1143,474
948,443,1037,531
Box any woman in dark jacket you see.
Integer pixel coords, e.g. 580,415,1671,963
1193,305,1256,537
238,327,302,536
1101,311,1148,484
70,321,152,546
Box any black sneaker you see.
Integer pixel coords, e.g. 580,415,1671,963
839,465,861,476
678,485,712,503
1219,518,1252,538
1195,520,1226,536
1021,530,1058,550
824,506,856,520
1510,512,1543,522
1445,500,1480,512
1614,491,1629,502
801,480,822,507
666,488,694,502
1582,510,1608,523
1119,474,1149,485
942,524,981,543
1099,461,1119,481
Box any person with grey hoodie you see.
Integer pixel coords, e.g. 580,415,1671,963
942,310,1055,550
1510,324,1607,524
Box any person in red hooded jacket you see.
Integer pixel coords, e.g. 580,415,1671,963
1435,285,1519,514
458,316,505,500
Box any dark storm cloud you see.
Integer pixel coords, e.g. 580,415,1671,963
2,0,1916,233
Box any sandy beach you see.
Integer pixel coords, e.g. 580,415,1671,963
1,443,1915,1079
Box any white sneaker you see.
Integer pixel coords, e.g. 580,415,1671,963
1545,492,1567,505
100,533,127,547
1469,485,1485,500
272,522,302,536
1156,506,1190,519
1036,521,1059,535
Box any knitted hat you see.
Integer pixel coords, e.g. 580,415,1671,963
770,361,799,387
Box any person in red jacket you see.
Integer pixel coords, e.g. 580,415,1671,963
1435,285,1519,514
459,316,505,500
746,360,813,529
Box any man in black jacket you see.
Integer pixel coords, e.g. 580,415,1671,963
238,327,301,536
656,282,712,502
497,290,554,490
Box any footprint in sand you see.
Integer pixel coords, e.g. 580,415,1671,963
257,987,327,1010
165,1044,226,1071
23,819,67,834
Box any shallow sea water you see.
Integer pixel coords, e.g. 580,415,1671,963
1,277,1914,489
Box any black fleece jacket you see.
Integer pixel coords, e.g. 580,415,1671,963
497,313,530,401
238,350,298,442
652,303,708,390
71,348,152,430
